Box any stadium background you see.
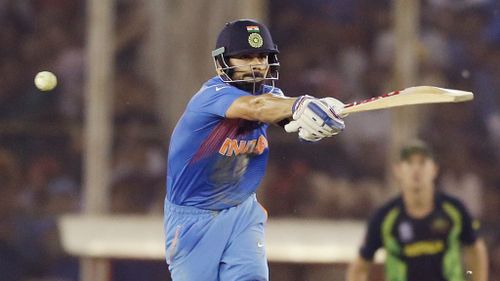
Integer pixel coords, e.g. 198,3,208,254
0,0,499,280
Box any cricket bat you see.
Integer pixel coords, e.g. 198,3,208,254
284,86,474,133
340,86,473,115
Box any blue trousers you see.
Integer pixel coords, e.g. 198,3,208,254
164,194,268,281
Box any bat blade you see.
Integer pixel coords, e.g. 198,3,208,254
340,86,474,116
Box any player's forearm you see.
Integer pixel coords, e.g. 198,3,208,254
226,94,296,123
464,239,488,281
251,94,296,123
346,257,370,281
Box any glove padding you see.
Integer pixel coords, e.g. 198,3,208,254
286,96,345,142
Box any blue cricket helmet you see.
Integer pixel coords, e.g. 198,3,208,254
212,19,280,86
215,19,279,56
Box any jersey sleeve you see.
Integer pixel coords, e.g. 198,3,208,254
455,200,478,245
188,86,249,117
359,210,384,261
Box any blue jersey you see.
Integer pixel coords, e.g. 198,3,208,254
167,76,284,210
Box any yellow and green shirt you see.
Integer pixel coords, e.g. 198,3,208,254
359,192,478,281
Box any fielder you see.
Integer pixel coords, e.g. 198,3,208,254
347,141,488,281
164,19,345,281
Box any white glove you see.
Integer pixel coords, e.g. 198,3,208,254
320,97,346,117
285,96,345,142
297,126,324,142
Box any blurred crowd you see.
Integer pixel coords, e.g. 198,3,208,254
0,1,166,280
263,0,500,279
0,0,499,280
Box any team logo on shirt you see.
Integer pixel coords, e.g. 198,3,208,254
431,217,450,234
219,135,268,156
398,221,414,242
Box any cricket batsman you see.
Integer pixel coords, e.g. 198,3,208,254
164,19,345,280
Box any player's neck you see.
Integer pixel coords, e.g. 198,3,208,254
402,187,435,219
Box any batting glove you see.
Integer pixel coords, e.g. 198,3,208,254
285,96,345,141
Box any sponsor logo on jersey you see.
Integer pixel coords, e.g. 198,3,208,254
218,135,268,156
403,240,445,257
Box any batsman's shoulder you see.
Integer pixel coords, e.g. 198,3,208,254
186,78,250,117
189,79,234,104
202,78,249,97
263,85,285,97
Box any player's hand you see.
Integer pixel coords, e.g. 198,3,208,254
286,96,345,136
298,96,345,142
285,96,345,141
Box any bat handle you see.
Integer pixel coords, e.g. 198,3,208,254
338,110,348,118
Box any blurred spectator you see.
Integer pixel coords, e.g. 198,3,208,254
0,148,23,281
440,145,485,218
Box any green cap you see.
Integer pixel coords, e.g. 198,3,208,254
400,140,435,160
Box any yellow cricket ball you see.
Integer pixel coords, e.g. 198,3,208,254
34,71,57,91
